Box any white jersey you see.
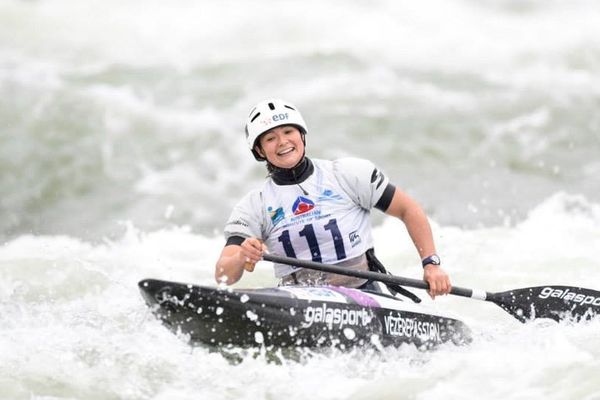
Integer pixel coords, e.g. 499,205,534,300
224,158,392,278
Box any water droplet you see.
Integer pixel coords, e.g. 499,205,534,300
343,328,356,340
254,331,264,344
240,294,250,303
216,307,224,315
246,310,258,321
370,334,384,351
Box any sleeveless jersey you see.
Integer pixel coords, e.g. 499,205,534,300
224,158,391,278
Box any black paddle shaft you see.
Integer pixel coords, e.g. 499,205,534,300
262,253,600,323
263,253,477,298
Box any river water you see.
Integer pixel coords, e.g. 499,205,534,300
1,0,600,399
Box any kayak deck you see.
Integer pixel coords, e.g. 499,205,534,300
139,279,471,349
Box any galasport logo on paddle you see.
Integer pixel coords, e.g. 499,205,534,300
292,196,315,216
538,287,600,306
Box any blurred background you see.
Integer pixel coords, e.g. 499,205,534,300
2,0,599,243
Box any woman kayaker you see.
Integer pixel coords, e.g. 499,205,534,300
214,99,451,299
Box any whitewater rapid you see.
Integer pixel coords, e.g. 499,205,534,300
1,194,600,399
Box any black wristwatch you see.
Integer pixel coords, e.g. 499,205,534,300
422,254,441,268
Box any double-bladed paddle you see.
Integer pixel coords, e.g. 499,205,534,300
263,253,600,323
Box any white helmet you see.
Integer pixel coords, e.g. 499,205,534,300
245,98,307,161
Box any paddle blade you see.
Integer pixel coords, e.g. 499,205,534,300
489,286,600,323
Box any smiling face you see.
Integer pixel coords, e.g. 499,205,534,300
255,125,305,169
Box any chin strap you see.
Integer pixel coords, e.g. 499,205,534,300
366,249,422,303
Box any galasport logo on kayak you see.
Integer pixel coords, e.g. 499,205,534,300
538,287,600,306
384,313,442,342
303,303,372,329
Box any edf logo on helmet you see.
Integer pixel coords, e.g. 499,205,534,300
260,113,289,126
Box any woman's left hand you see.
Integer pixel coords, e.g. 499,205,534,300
423,265,451,299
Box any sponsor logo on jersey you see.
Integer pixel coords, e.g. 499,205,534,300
370,168,385,189
292,196,315,216
268,206,285,225
538,287,600,306
289,208,322,224
384,313,442,342
317,189,344,202
349,230,362,247
226,219,249,228
303,303,372,329
281,287,347,302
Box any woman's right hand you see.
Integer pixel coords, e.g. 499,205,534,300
215,238,268,284
240,238,267,271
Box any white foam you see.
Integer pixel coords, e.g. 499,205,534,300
1,195,598,400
